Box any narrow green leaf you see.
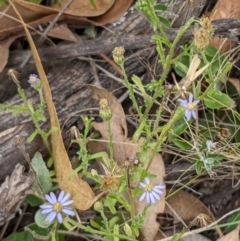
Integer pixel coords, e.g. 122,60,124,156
31,152,53,194
158,16,170,28
195,161,203,174
132,75,146,96
89,0,97,9
203,90,235,109
154,4,167,11
172,139,191,151
27,129,39,143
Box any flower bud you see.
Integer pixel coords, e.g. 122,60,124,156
123,223,132,236
99,99,112,121
112,46,125,65
94,201,103,212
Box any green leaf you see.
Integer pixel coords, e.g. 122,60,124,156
224,211,240,233
158,16,170,28
35,209,51,228
173,55,190,77
26,194,43,207
195,161,203,174
46,127,58,137
109,216,120,229
2,231,32,241
90,219,101,230
104,195,117,214
154,4,167,11
27,129,39,143
3,224,51,241
168,119,188,142
31,152,53,194
203,90,235,109
132,75,146,96
172,139,191,151
89,0,97,9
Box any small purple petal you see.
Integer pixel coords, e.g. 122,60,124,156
61,200,74,206
139,182,145,188
49,192,57,203
62,208,75,216
144,177,150,184
45,194,55,204
178,99,188,107
188,93,193,102
153,187,163,195
185,110,191,121
57,213,63,224
139,192,146,202
193,100,200,105
154,184,165,190
58,191,65,203
40,204,53,209
146,192,150,204
60,193,70,204
46,211,57,223
149,193,155,204
191,110,197,119
41,208,54,214
151,190,160,200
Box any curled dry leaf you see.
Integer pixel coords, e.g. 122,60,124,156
86,85,165,241
48,23,78,42
165,189,214,225
14,0,115,17
228,78,240,96
216,224,240,241
90,0,134,25
86,84,128,165
209,0,240,53
0,34,23,73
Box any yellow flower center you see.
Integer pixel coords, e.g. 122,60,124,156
188,103,196,110
29,76,37,84
144,183,153,192
53,202,62,212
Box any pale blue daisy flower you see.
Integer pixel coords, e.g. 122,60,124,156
178,93,200,121
139,177,165,204
40,191,75,224
28,74,39,87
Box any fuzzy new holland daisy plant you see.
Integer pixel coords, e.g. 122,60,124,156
139,177,165,204
40,191,75,224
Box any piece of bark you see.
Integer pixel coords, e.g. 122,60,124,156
6,17,240,67
0,164,34,226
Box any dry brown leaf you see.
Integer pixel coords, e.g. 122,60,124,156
90,0,133,25
14,0,115,17
209,0,240,53
0,4,47,40
165,189,214,223
86,84,128,165
0,34,22,73
228,77,240,96
11,2,100,211
48,23,78,42
216,224,240,241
